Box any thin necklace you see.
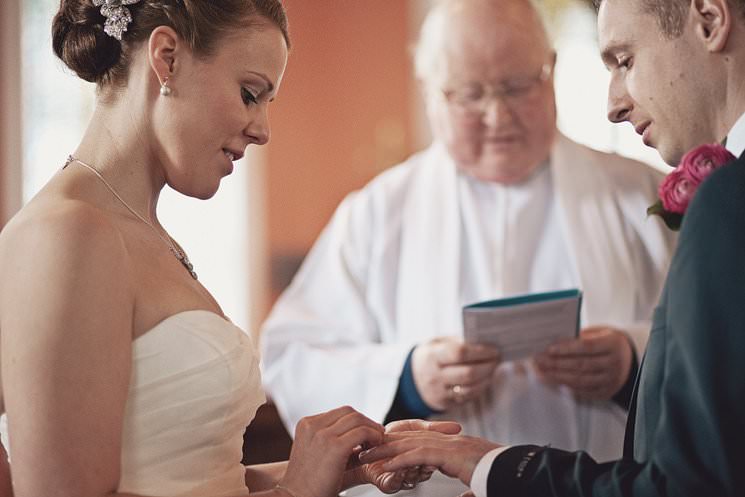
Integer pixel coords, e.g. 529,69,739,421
63,155,198,280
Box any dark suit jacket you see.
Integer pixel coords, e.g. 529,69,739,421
487,154,745,496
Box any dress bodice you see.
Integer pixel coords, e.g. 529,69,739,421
118,310,265,496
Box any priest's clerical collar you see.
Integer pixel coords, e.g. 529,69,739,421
725,111,745,158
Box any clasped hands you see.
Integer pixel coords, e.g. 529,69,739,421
533,325,634,401
358,420,501,491
276,327,633,497
412,325,634,409
277,408,469,497
348,418,500,495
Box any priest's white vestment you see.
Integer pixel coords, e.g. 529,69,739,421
260,134,675,497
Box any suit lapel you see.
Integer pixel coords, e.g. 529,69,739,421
623,354,644,458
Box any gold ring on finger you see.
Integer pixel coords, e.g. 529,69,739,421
450,384,465,404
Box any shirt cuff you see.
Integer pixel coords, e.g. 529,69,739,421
470,446,511,497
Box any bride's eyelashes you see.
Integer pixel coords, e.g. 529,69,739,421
241,87,258,105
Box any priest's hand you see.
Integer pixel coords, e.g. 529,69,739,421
412,337,501,410
533,326,634,401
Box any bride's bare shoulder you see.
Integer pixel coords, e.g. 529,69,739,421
0,198,130,290
3,196,121,245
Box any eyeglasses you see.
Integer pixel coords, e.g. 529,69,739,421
440,63,552,114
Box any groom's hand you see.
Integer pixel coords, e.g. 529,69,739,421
534,326,634,401
345,419,462,493
358,430,500,487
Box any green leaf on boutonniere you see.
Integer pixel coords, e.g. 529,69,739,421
647,200,682,231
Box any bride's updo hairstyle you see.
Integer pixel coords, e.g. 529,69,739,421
52,0,289,87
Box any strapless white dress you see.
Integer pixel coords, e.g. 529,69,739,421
117,310,265,496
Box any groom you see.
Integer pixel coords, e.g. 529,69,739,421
361,0,745,495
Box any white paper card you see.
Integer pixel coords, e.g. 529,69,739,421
462,289,582,362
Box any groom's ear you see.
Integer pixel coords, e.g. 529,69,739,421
691,0,732,53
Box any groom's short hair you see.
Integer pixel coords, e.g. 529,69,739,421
593,0,745,38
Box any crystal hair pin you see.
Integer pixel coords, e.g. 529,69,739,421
93,0,142,41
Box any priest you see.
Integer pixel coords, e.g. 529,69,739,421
260,1,675,496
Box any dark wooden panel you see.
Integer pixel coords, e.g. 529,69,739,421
242,402,293,465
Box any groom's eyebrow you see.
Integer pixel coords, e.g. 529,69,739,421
600,42,631,67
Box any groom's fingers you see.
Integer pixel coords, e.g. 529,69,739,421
359,433,444,463
385,419,462,435
379,448,446,474
424,421,462,435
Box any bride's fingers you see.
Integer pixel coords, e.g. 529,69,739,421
377,469,406,494
295,407,360,444
328,409,384,439
401,465,421,486
337,426,386,454
417,465,436,482
305,405,382,434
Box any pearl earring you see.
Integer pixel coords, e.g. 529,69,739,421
159,76,172,96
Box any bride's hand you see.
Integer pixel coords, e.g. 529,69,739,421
343,419,463,493
278,406,384,497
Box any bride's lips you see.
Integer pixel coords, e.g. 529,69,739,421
222,148,244,162
221,148,244,174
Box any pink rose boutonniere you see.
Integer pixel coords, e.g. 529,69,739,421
648,143,735,230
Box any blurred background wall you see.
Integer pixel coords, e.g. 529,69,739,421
262,0,668,324
1,0,22,227
0,0,667,334
264,0,421,307
0,0,667,462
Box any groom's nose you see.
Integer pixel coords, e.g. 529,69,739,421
606,75,631,124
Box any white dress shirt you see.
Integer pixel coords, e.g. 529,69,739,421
726,111,745,158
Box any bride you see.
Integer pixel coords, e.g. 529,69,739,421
0,1,454,496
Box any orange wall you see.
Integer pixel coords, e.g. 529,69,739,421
264,2,417,286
